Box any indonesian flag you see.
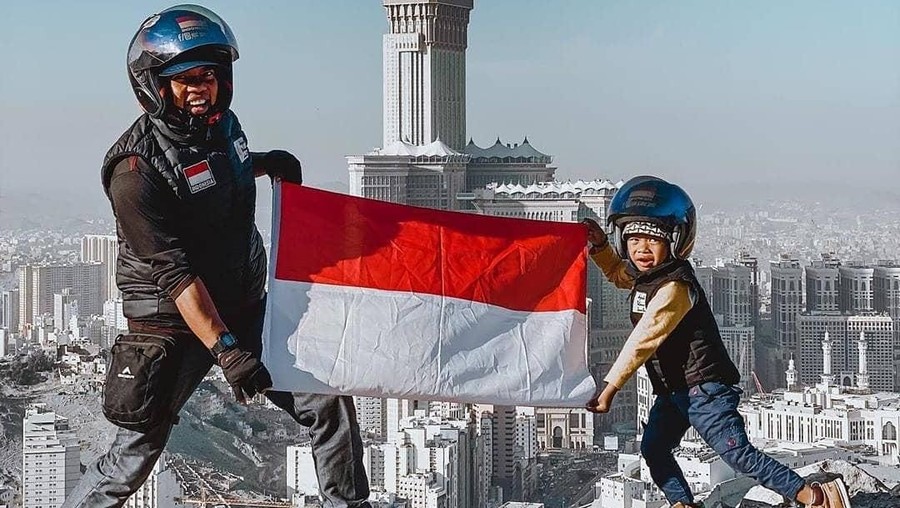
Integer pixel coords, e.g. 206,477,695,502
176,16,204,30
262,183,596,407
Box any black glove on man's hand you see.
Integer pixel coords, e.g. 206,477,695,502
263,150,303,184
217,348,273,404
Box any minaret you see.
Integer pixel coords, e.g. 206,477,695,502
857,330,869,391
821,330,834,386
786,354,797,391
382,0,474,150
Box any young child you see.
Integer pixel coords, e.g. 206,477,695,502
583,176,850,508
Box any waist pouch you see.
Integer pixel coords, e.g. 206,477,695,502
102,333,178,433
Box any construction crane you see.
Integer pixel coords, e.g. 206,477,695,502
176,487,291,507
751,371,768,397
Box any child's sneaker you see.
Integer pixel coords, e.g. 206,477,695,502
810,478,851,508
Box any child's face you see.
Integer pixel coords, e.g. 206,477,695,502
626,234,670,271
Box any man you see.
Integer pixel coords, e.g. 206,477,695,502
63,5,370,507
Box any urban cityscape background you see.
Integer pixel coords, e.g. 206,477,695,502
2,1,900,508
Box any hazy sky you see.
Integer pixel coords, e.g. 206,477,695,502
1,0,898,210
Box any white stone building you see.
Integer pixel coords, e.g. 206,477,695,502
796,312,894,392
286,445,318,501
81,234,119,302
366,414,478,508
22,404,81,508
123,454,183,508
349,1,556,211
740,349,900,465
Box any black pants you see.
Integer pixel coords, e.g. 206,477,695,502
64,299,371,508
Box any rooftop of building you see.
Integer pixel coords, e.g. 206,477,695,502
672,442,719,463
487,179,623,197
383,0,473,8
464,137,553,163
369,138,470,161
743,385,900,412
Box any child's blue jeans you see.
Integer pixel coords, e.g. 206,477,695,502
640,381,806,505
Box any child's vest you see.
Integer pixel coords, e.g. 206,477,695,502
629,260,741,394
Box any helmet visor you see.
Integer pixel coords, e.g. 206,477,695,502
128,4,238,74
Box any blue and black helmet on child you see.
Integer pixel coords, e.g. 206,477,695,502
606,176,697,261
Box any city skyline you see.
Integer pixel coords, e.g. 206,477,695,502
3,2,900,504
2,0,899,215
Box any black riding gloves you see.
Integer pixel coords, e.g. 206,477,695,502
217,348,274,404
263,150,303,184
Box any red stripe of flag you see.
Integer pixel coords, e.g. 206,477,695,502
183,161,209,178
275,185,587,313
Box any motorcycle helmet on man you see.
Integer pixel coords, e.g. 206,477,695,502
606,176,697,262
126,4,238,131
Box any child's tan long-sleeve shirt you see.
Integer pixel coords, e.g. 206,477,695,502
590,245,694,389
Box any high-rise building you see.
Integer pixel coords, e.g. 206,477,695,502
405,423,471,508
22,404,81,508
81,235,119,301
696,262,754,327
806,254,841,312
286,445,318,502
477,411,493,506
874,262,900,368
735,251,760,326
103,298,128,348
382,0,472,151
364,444,388,491
19,264,104,329
0,289,19,333
18,265,33,333
839,263,875,313
355,396,388,438
514,415,536,462
53,289,79,333
846,315,895,392
397,473,446,508
488,405,517,496
0,328,8,357
719,324,755,393
367,413,478,508
797,313,894,392
387,399,424,444
346,4,571,503
427,401,468,421
874,263,900,320
349,0,556,210
123,454,182,508
770,256,803,360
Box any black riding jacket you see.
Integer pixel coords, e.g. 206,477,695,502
101,111,266,325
